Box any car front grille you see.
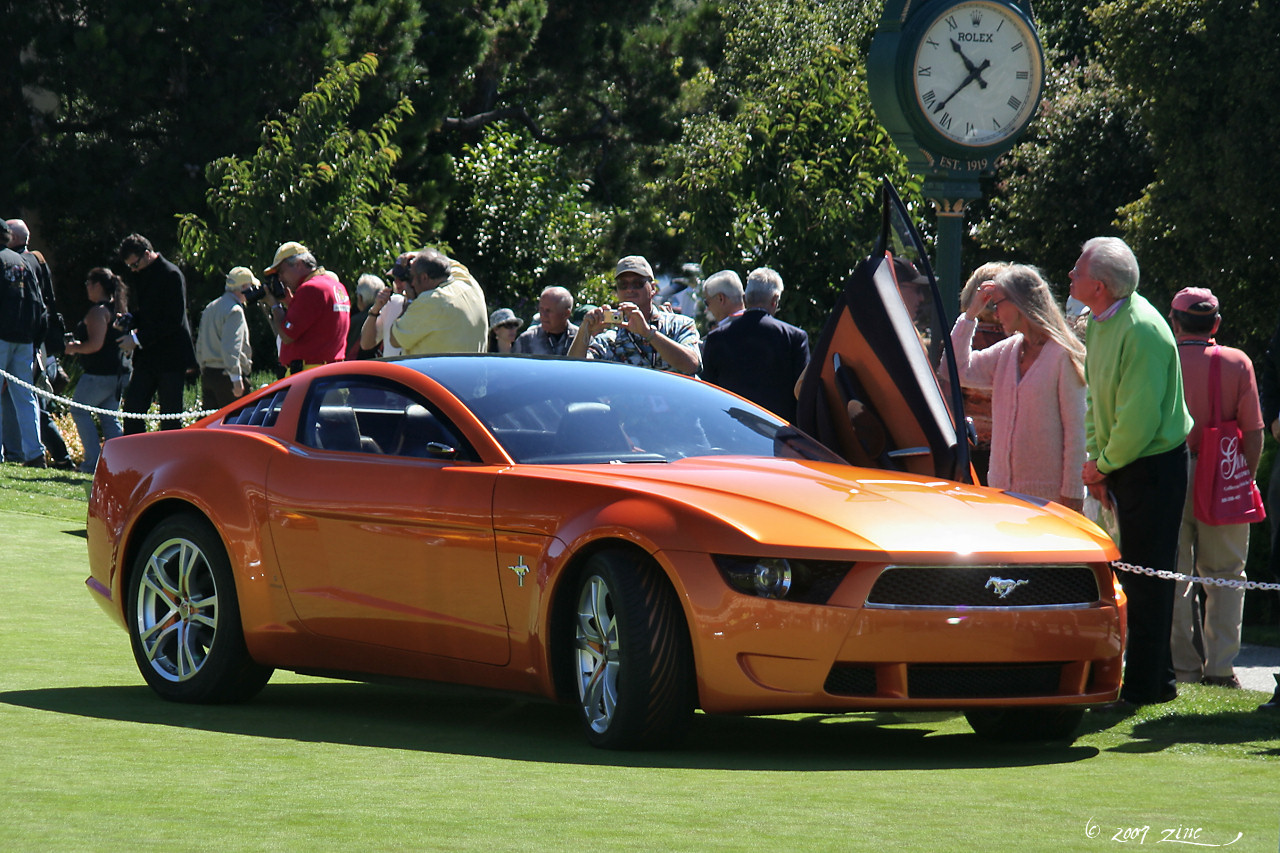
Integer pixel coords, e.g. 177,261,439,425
824,663,1064,699
865,565,1099,608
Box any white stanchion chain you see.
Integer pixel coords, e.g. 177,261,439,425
7,366,1280,593
1111,559,1280,591
0,366,217,422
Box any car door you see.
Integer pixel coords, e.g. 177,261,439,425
265,375,509,665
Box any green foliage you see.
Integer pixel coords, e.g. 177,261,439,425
448,127,612,316
178,55,425,290
1090,0,1280,355
986,0,1280,354
662,0,918,333
976,61,1153,293
4,1,428,318
176,55,427,369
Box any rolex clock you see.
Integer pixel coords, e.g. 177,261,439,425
868,0,1045,172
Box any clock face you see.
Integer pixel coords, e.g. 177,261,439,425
909,1,1043,149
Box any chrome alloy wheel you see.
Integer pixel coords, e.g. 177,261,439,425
134,535,220,683
574,573,620,733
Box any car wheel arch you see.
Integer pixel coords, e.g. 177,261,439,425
119,498,219,601
546,539,698,709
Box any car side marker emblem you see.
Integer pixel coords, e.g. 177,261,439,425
509,557,530,587
985,576,1028,599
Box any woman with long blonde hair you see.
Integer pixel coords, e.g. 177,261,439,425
951,264,1087,511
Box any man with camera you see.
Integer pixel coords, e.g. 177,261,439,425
260,241,350,373
117,233,197,434
567,255,701,375
384,248,487,355
196,267,256,409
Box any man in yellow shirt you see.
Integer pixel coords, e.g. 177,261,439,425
385,249,487,355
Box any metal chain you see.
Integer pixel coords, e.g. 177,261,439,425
1111,560,1280,591
0,366,217,422
7,370,1280,595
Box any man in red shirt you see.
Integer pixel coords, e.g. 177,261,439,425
1168,286,1263,689
261,242,350,373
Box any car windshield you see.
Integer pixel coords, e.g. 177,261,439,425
404,355,845,465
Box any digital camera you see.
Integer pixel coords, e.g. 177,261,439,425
244,273,288,304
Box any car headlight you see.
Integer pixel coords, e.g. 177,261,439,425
713,555,852,604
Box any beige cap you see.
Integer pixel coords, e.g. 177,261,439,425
226,266,260,291
264,241,308,274
614,255,654,280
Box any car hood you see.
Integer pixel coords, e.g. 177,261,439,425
516,456,1116,562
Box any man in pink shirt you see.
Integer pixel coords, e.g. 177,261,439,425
1168,286,1263,689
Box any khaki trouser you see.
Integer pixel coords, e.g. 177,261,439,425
1170,455,1249,680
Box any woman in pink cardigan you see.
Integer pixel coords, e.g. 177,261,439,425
951,265,1087,511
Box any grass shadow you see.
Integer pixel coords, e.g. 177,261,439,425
0,681,1099,771
1108,711,1280,758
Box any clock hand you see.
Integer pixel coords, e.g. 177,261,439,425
932,58,991,114
950,38,989,89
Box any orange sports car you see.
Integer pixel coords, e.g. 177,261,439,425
86,351,1124,749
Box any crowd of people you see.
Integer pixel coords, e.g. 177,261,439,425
1,223,1276,707
948,238,1267,708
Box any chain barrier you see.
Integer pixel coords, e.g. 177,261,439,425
6,367,1280,595
0,366,217,423
1111,560,1280,592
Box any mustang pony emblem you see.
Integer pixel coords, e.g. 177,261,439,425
985,576,1029,599
509,556,530,587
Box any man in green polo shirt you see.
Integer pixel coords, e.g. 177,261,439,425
1070,236,1193,709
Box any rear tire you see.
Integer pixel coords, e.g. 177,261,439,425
127,512,272,703
964,706,1085,742
570,549,694,749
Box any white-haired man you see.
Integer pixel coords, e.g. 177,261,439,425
1071,236,1192,709
515,286,578,356
701,269,744,331
197,267,256,408
702,266,809,421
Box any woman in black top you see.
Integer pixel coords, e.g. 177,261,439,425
64,268,130,473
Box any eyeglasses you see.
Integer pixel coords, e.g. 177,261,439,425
615,277,649,291
124,256,144,271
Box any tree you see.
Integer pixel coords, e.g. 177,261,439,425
4,1,450,316
975,60,1154,294
177,54,427,369
447,127,613,317
1092,0,1280,355
660,0,917,333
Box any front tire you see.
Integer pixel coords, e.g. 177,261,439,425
964,706,1085,742
127,512,272,703
571,549,694,749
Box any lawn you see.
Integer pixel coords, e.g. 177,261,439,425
1,466,1277,852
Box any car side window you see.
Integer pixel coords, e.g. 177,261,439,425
298,377,476,461
221,388,288,427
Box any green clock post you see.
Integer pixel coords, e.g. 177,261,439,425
868,0,1044,312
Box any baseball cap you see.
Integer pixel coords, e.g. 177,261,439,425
385,252,417,281
226,266,260,291
264,241,308,274
614,255,655,280
1171,287,1218,314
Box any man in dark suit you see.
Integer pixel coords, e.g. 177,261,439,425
117,233,197,434
701,267,809,421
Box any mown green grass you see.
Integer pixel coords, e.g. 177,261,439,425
2,468,1278,852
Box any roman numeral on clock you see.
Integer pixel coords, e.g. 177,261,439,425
1007,96,1022,110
